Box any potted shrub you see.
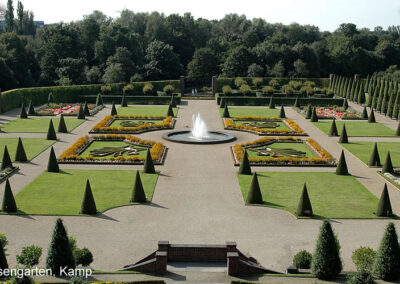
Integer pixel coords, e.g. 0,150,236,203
143,83,154,95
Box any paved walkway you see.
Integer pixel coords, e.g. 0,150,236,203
0,100,399,282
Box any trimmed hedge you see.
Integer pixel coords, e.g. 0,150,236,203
80,95,181,105
216,96,344,107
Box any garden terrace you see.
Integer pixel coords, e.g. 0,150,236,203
232,137,335,166
35,103,104,116
238,172,380,218
313,121,397,137
295,106,365,120
58,135,166,165
0,138,55,162
117,106,179,116
1,117,84,133
90,115,174,134
14,169,159,215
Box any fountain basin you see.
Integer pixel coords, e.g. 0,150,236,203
162,131,236,144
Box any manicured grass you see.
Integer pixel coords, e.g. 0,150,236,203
1,117,84,133
234,120,290,130
246,142,318,158
342,142,400,167
219,107,280,117
117,106,178,116
313,121,396,137
15,169,159,215
110,119,164,127
238,172,379,218
0,138,55,162
80,141,149,159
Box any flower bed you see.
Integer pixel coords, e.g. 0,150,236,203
58,134,166,165
380,171,400,189
0,166,19,182
223,116,306,136
232,136,336,166
295,106,365,120
36,103,104,116
90,115,174,134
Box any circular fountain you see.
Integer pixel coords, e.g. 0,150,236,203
162,113,236,144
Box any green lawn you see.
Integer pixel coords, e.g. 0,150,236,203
110,119,164,127
1,117,84,133
0,138,55,163
80,141,149,159
246,142,318,158
313,121,396,137
234,120,290,130
219,107,280,118
15,169,159,215
238,172,379,218
342,142,400,167
117,106,178,116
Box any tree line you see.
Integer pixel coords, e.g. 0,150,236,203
1,0,400,91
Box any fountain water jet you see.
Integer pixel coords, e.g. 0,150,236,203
191,113,209,139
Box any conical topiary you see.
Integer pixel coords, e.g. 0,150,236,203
27,100,35,115
121,94,127,107
47,93,53,105
310,107,318,122
368,109,376,123
269,98,275,109
368,142,381,167
15,137,27,162
311,220,342,279
130,171,146,203
96,93,103,106
361,106,368,119
83,101,90,116
1,146,13,170
246,173,263,204
46,119,57,140
20,102,28,119
47,147,59,173
167,103,174,117
170,94,176,107
46,218,76,275
80,179,97,215
58,114,68,133
143,149,155,174
395,122,400,136
328,119,338,136
336,150,349,175
279,106,286,118
382,151,394,174
111,102,117,116
0,233,8,269
338,124,348,143
238,150,251,175
2,179,17,213
296,183,313,217
219,98,225,108
376,184,392,217
77,103,85,120
305,104,312,119
223,105,230,118
373,222,400,280
342,99,348,110
294,97,300,108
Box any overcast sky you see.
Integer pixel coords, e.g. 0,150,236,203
2,0,400,31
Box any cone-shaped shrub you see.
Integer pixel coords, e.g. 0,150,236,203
361,106,368,119
310,107,318,122
294,97,300,108
121,94,127,107
15,137,27,162
269,98,275,109
131,171,146,203
368,142,381,167
77,103,85,120
373,222,400,280
238,151,251,175
80,180,97,215
47,147,59,173
170,94,176,107
328,119,338,136
1,146,13,170
219,98,225,108
46,119,57,140
396,122,400,136
376,184,392,217
342,99,348,110
96,93,103,106
0,235,8,269
338,124,348,143
167,103,174,117
47,93,53,105
246,173,263,204
311,220,342,279
336,150,349,175
296,183,313,217
57,114,68,133
2,179,17,213
143,149,155,174
46,218,76,275
83,101,90,116
111,102,117,116
223,105,230,118
368,109,376,123
279,106,286,118
27,100,35,115
305,105,312,119
382,152,394,174
20,102,28,119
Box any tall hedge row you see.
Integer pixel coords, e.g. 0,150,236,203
216,96,344,107
80,95,181,105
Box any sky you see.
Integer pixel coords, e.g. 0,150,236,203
1,0,400,32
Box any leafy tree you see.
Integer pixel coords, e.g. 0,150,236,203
187,48,219,85
102,63,125,84
247,63,264,77
16,245,42,267
222,46,253,77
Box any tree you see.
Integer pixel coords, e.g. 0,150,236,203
269,60,285,77
382,151,394,174
102,63,125,84
58,114,68,133
376,184,392,217
47,147,59,173
2,179,17,213
80,180,97,215
143,149,155,174
293,59,309,77
16,1,23,34
131,171,146,203
311,220,342,279
15,137,27,162
5,0,14,32
336,150,349,175
296,183,313,217
222,46,253,77
247,63,264,77
368,142,381,167
328,119,338,136
187,48,219,85
246,173,263,204
46,119,57,140
238,150,251,175
105,47,137,82
1,146,13,170
17,245,42,267
46,218,76,275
